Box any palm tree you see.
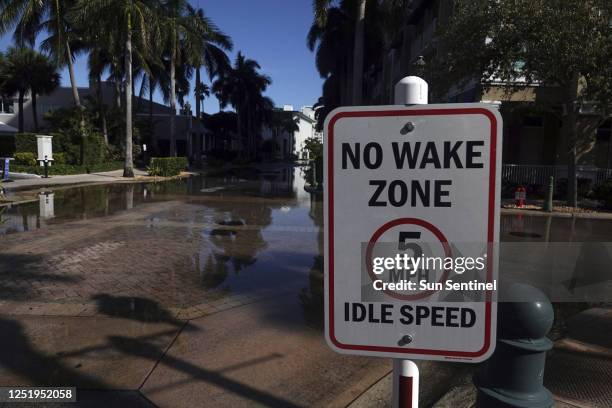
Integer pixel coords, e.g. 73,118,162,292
159,2,232,158
308,5,353,124
0,47,58,132
352,0,365,104
187,7,232,167
0,0,83,108
312,0,366,105
71,0,158,177
159,0,189,157
29,52,60,131
213,52,272,158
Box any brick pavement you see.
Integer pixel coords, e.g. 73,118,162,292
0,197,319,320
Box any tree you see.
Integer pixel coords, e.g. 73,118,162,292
309,2,354,108
29,51,60,131
0,47,58,132
72,0,158,177
312,0,366,105
213,52,272,158
308,6,353,131
436,0,612,207
206,110,237,151
0,0,83,109
184,5,232,167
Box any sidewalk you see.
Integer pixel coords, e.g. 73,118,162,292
2,169,149,192
351,307,612,407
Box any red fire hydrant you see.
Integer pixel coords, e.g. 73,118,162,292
515,186,526,208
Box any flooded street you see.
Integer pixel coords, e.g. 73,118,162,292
0,165,391,408
0,166,324,313
1,165,612,407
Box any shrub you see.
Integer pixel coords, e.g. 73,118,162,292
148,157,188,177
53,152,68,164
44,108,109,165
593,180,612,209
14,152,37,166
15,133,37,153
555,177,592,199
10,161,123,176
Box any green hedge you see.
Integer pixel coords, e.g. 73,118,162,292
0,132,107,166
14,152,37,166
10,161,124,176
593,180,612,209
148,157,189,177
15,133,37,153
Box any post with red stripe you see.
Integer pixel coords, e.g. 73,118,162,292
392,74,428,407
393,359,419,408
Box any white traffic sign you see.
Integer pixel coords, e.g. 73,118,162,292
324,103,501,362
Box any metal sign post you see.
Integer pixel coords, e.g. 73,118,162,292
391,76,428,408
323,77,502,408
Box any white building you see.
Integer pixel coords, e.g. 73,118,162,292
261,105,321,160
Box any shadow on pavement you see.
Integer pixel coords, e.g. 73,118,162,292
0,317,105,388
91,294,196,331
0,254,80,300
108,336,300,408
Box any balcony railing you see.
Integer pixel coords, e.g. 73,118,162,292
502,164,612,187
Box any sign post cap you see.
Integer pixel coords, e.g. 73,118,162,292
394,76,428,105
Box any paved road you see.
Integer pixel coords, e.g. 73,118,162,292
0,169,399,407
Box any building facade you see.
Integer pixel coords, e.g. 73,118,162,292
0,81,208,159
260,106,320,160
365,0,612,175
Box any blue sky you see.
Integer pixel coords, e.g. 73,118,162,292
0,0,323,114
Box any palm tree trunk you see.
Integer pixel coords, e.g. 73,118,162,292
149,79,156,154
169,34,177,157
236,107,243,158
18,90,24,133
352,0,365,105
31,91,39,132
114,62,122,108
65,40,81,108
97,73,108,144
123,16,134,178
194,68,203,168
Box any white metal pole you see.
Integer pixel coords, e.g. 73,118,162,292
392,359,420,408
392,75,428,408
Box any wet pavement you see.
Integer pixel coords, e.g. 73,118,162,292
1,164,612,407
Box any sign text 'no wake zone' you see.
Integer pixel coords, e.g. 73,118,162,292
324,104,502,362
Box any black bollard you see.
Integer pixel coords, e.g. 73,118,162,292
475,283,554,408
544,176,554,212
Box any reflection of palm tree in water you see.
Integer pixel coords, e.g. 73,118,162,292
198,202,272,289
300,192,324,328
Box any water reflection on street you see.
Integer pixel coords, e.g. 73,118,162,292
1,165,612,326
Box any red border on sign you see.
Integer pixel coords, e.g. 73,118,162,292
327,107,497,358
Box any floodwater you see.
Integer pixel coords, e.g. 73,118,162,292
1,165,611,315
2,165,611,241
1,164,612,406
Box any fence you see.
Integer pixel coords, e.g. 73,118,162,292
502,164,612,187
